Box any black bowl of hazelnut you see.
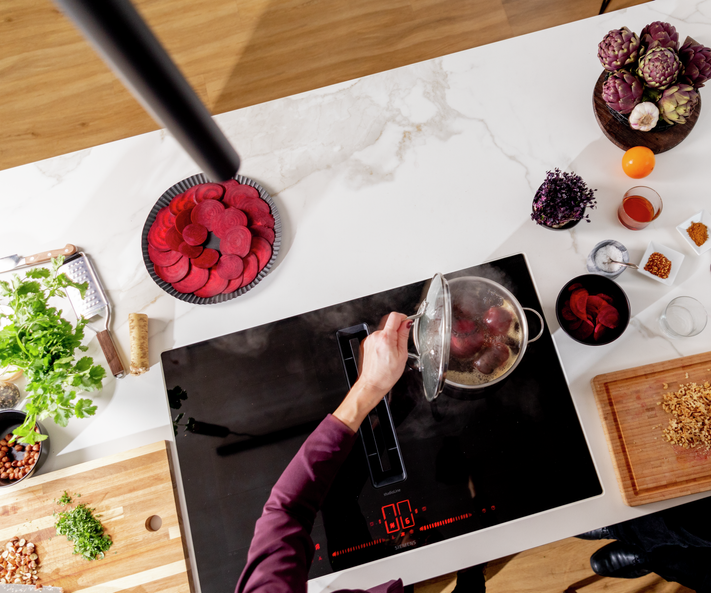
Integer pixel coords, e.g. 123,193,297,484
0,410,49,487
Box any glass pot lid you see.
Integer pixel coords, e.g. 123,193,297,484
412,273,451,402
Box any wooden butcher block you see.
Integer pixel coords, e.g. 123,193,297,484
0,441,191,593
592,351,711,506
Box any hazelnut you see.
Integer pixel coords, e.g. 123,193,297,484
1,447,8,453
32,445,39,452
13,446,22,452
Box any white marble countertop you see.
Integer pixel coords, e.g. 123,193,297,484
2,0,711,589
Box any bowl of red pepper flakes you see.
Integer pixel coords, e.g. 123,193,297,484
555,274,630,346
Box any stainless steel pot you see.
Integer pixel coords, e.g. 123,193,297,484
410,275,544,400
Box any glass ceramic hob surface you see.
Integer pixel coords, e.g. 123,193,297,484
161,254,602,592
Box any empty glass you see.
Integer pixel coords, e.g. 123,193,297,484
659,296,707,338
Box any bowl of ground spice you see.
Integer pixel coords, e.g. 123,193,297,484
676,210,711,255
637,241,684,286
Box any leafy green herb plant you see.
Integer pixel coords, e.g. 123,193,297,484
0,257,105,444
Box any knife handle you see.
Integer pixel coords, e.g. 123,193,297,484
25,244,77,265
97,330,127,379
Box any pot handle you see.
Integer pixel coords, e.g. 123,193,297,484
522,307,545,344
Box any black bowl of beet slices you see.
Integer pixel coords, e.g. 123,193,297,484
141,173,281,304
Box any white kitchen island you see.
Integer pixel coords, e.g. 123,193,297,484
2,0,711,589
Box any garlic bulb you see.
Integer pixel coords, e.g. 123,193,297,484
629,102,659,132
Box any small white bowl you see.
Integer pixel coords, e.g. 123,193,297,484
637,241,684,286
676,210,711,255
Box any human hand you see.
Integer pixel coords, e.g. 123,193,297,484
333,312,411,432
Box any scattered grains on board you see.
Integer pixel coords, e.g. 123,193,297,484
644,252,672,279
687,222,709,247
128,313,149,375
660,381,711,450
0,537,40,584
663,382,668,389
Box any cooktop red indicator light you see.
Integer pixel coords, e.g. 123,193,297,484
382,504,400,534
397,500,414,528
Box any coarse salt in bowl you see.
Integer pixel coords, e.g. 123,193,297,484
587,240,629,278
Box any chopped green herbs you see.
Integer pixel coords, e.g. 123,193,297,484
56,491,73,506
0,257,105,444
55,502,112,561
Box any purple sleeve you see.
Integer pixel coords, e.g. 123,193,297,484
235,414,403,593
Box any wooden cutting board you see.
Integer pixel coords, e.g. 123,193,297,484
591,351,711,506
0,441,191,593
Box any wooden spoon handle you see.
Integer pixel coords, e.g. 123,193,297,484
24,244,77,265
97,330,126,378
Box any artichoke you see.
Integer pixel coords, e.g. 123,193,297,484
640,21,679,53
598,27,641,71
657,84,700,124
602,70,644,114
679,38,711,89
638,46,681,89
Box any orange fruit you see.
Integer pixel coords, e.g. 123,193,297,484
622,146,655,178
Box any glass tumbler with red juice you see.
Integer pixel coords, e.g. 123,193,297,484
618,186,662,230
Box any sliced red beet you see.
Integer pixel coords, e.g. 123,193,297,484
474,342,510,374
166,225,185,251
183,223,208,246
148,245,182,267
561,300,577,322
147,221,171,251
215,254,244,280
191,199,225,231
249,225,275,244
239,253,259,288
247,209,275,229
175,208,195,234
594,322,607,341
178,242,204,258
154,255,190,283
172,266,209,293
155,206,176,228
194,267,229,298
598,293,614,304
194,183,225,202
572,318,594,341
567,317,583,331
191,248,220,269
586,295,606,318
214,208,249,239
568,283,583,292
222,275,243,294
221,226,252,257
223,181,260,208
598,304,620,329
569,288,589,321
169,192,197,216
237,195,270,214
249,236,273,270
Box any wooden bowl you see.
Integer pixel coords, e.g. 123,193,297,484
593,71,702,154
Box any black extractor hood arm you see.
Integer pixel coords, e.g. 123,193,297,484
53,0,241,182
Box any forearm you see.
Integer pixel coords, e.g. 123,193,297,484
236,414,357,593
333,381,389,433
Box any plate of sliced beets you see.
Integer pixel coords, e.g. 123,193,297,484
555,274,630,346
141,174,281,304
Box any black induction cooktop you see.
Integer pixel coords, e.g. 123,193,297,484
161,254,602,592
